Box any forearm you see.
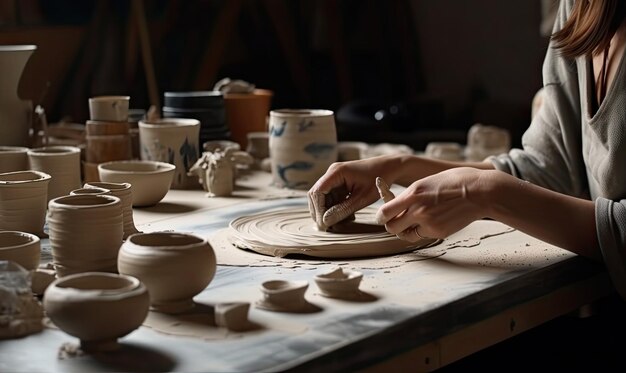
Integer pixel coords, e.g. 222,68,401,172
483,171,600,260
389,154,495,187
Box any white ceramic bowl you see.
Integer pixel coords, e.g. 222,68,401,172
98,160,175,207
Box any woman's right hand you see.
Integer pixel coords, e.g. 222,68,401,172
308,155,402,231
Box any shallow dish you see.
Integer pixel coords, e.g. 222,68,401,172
98,160,175,207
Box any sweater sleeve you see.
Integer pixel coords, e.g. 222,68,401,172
488,0,588,198
596,199,626,298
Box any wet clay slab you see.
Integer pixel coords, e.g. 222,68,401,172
228,207,437,258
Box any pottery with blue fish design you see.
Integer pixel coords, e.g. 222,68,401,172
269,109,337,190
138,118,200,189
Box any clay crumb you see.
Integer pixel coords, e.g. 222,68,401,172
58,342,84,360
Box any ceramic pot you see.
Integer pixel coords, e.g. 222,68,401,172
84,181,140,239
0,45,36,147
27,146,81,201
48,195,123,277
43,272,149,352
88,96,130,122
224,89,273,149
269,109,337,189
118,232,216,314
0,231,40,271
0,146,29,173
0,170,50,236
163,91,228,145
70,187,109,196
138,118,200,189
246,132,270,160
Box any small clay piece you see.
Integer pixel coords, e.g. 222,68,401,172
203,140,240,153
0,261,44,339
31,267,56,296
256,280,310,312
464,123,511,162
189,148,253,197
424,142,464,161
27,146,82,201
214,302,251,331
314,267,363,299
43,272,149,352
118,232,217,314
0,231,40,271
375,177,394,204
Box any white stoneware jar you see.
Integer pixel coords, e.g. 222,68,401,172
48,194,123,277
138,118,200,189
0,170,50,236
118,232,216,314
83,181,140,239
43,272,149,352
268,109,337,189
27,146,81,201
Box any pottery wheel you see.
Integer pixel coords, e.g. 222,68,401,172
228,207,437,259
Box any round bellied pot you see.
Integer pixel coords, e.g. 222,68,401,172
43,272,149,352
118,232,216,314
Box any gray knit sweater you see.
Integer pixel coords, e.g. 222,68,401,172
490,0,626,297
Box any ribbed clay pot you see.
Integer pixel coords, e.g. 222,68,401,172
0,231,40,270
48,195,123,277
83,182,140,239
0,170,50,236
118,232,216,314
43,272,149,352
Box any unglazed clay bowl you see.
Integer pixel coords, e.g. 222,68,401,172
118,232,216,314
0,231,40,270
259,280,309,310
314,267,363,298
98,160,175,207
43,272,149,352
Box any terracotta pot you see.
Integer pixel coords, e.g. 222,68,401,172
0,146,29,173
0,231,40,270
138,118,200,189
48,194,123,277
83,181,140,239
118,232,216,314
43,272,149,352
0,170,50,236
0,45,35,147
269,109,337,190
224,89,273,149
27,146,81,201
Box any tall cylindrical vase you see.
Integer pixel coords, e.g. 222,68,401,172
0,170,50,237
0,45,36,147
269,109,337,189
48,194,123,277
28,146,81,201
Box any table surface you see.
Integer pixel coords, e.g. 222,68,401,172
0,170,613,372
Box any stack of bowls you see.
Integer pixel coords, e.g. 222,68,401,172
163,91,230,145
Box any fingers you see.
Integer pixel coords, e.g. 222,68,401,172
322,193,368,227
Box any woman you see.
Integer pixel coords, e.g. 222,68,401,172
308,0,626,297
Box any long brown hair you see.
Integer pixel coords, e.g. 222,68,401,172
552,0,626,58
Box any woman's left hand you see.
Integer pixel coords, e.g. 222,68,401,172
375,167,493,241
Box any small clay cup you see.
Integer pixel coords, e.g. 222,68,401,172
43,272,149,352
258,280,309,311
0,170,51,236
88,96,130,122
0,231,40,271
314,267,363,298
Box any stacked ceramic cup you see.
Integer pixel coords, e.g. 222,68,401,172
163,91,230,146
84,96,134,182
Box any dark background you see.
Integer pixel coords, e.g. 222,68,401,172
0,0,548,150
